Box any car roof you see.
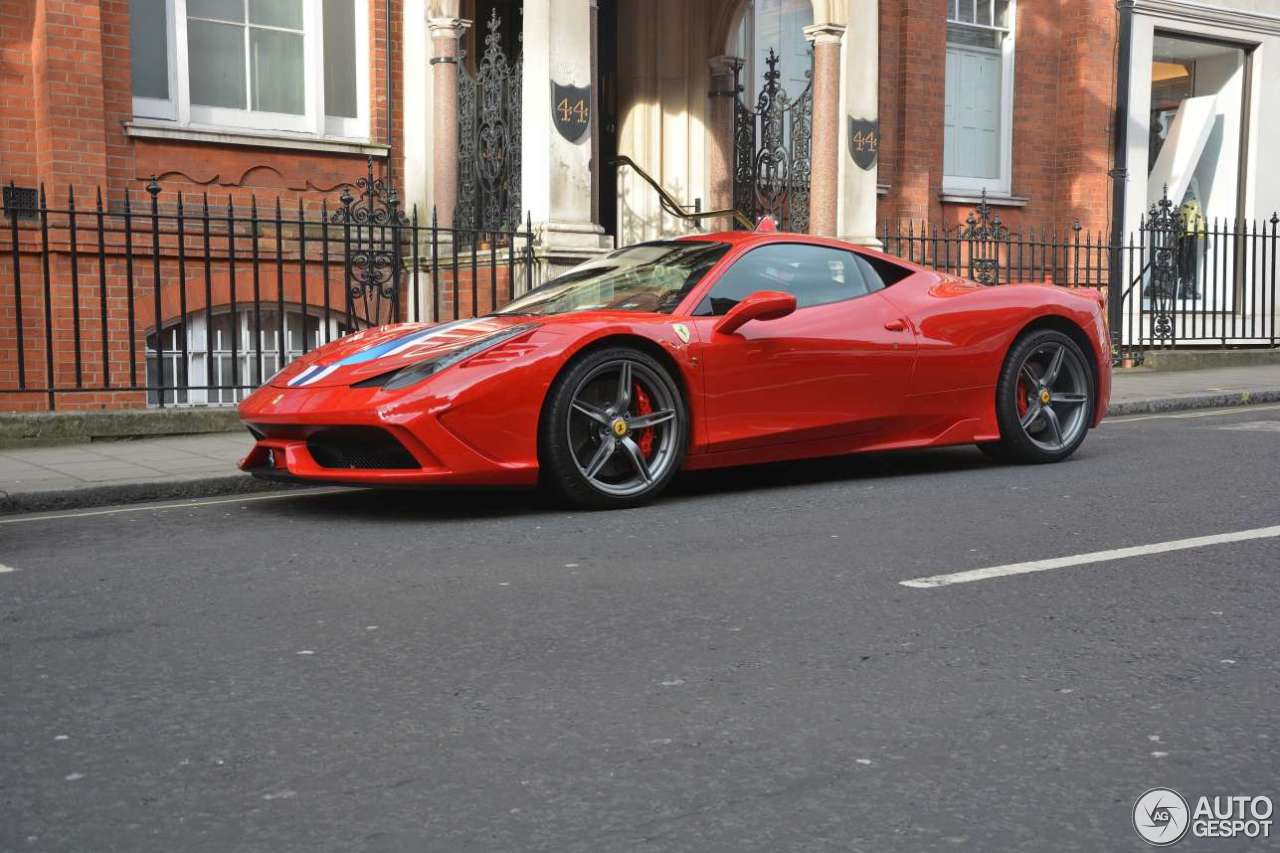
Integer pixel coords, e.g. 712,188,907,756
675,230,923,269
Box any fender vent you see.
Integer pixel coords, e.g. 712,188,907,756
306,427,420,470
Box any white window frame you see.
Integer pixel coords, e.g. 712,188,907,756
943,0,1017,195
132,0,370,141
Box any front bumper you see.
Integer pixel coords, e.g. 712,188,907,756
237,385,538,488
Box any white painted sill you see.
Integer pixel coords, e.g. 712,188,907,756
939,190,1029,207
123,121,389,157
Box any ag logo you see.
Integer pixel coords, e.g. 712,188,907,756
1134,788,1191,846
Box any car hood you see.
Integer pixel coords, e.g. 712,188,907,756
270,316,541,389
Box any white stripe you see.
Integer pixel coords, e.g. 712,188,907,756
0,488,354,526
0,563,14,574
381,319,474,357
900,524,1280,588
287,364,322,387
295,363,340,387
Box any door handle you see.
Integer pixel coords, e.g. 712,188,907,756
884,319,909,332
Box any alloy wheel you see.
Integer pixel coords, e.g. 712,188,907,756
566,358,680,497
1013,341,1090,452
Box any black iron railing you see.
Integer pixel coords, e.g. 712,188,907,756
1,173,535,410
881,190,1278,355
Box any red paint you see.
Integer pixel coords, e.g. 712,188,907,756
239,231,1111,487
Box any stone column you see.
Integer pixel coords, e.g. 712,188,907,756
522,0,607,276
428,16,469,228
839,0,881,246
804,23,845,237
707,55,742,216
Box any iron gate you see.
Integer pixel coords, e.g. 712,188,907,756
331,158,406,327
457,10,522,235
732,49,813,232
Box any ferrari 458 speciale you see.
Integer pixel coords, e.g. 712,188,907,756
239,227,1111,508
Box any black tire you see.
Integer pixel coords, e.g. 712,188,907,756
539,346,688,509
982,329,1095,464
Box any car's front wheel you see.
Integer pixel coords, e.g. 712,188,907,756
981,329,1095,464
540,347,688,509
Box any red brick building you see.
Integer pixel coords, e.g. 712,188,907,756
2,0,1277,412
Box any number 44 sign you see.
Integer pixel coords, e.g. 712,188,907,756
848,116,879,171
552,82,591,144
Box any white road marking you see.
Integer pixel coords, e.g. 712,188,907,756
0,488,354,526
900,524,1280,589
1216,420,1280,432
0,563,14,574
1109,403,1280,424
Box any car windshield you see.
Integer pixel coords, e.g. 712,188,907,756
495,241,731,316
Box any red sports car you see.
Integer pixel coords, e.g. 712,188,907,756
239,229,1111,508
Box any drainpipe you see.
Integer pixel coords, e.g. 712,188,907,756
1107,0,1135,356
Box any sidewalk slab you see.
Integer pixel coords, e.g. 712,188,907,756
1,362,1278,515
1109,364,1280,415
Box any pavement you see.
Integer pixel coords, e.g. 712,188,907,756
1,362,1278,515
2,400,1278,852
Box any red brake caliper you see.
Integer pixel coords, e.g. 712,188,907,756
1015,376,1029,419
632,383,655,456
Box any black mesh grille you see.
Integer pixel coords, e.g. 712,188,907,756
306,427,420,470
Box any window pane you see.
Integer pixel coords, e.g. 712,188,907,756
944,46,1002,179
130,0,170,99
250,28,305,114
995,0,1011,28
946,23,1002,50
977,0,992,27
189,0,245,22
250,0,303,29
323,0,358,118
699,244,874,315
189,19,247,109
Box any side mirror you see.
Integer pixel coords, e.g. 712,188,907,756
713,290,798,336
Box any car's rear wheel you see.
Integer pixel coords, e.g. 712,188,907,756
540,347,687,509
981,329,1094,464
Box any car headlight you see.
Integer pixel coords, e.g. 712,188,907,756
352,323,536,390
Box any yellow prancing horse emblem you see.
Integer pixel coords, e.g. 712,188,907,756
1039,388,1051,405
611,417,629,437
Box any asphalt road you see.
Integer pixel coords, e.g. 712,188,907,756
3,406,1279,853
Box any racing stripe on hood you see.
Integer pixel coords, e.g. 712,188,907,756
288,320,476,387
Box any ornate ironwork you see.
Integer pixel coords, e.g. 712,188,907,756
1144,186,1181,342
457,10,522,235
330,157,407,327
732,49,813,231
959,189,1012,284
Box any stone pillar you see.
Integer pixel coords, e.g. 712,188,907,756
522,0,607,275
707,55,742,216
428,16,469,228
839,0,881,246
804,23,845,237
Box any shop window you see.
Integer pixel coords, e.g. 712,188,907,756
129,0,369,139
943,0,1016,194
1146,33,1248,308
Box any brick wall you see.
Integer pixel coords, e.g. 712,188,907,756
876,0,1117,235
0,0,411,412
4,0,405,206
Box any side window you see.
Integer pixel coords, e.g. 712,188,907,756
694,244,878,316
853,252,913,290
